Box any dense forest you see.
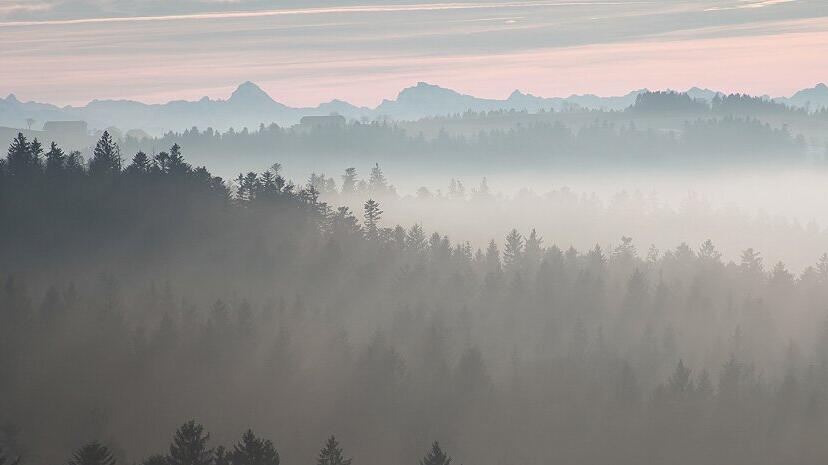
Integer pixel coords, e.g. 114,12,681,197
5,132,828,465
109,90,827,179
121,115,808,177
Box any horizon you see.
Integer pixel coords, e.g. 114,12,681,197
2,0,828,106
4,79,827,109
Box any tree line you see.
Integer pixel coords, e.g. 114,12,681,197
115,113,807,177
23,420,452,465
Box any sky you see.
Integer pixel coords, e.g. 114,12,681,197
1,0,828,107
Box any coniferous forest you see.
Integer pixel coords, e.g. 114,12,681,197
4,131,828,465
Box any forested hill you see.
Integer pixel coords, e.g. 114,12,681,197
6,133,828,465
121,114,810,179
7,89,828,180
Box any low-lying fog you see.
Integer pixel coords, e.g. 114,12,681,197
311,167,828,273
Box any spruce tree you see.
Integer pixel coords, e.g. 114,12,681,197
45,142,66,174
167,144,190,176
28,138,43,163
406,224,426,252
229,430,279,465
503,229,524,270
168,421,213,465
67,443,117,465
316,436,350,465
363,199,382,239
419,442,451,465
667,359,693,400
340,167,357,194
126,151,151,175
6,132,38,176
214,447,229,465
89,131,121,176
368,163,387,195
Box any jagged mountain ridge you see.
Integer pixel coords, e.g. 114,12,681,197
1,81,827,135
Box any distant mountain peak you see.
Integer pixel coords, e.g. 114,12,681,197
6,93,19,103
395,82,462,103
790,83,828,98
508,89,526,99
229,81,273,103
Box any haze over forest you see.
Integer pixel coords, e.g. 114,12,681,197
5,1,828,465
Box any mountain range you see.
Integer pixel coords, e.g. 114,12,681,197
2,81,827,136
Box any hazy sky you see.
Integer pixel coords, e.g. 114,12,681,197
2,0,828,106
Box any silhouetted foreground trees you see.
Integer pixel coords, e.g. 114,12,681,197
5,134,828,465
52,424,447,465
59,424,358,465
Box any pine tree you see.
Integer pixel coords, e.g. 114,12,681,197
235,172,260,203
503,229,524,270
89,131,121,176
472,177,491,200
316,436,351,465
341,167,358,195
667,359,693,400
485,239,501,273
258,171,281,199
6,132,39,176
65,151,85,175
67,443,117,465
419,442,451,465
698,239,721,263
45,142,66,174
368,163,388,195
739,248,764,276
154,151,170,174
229,430,279,465
611,236,636,262
166,144,190,176
818,253,828,283
213,447,230,465
363,199,382,239
168,421,213,465
126,151,151,175
406,224,426,252
524,229,543,267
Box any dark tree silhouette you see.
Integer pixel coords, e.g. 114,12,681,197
5,133,39,176
419,442,451,465
316,436,351,465
228,430,279,465
45,142,66,175
67,443,116,465
89,131,121,176
168,421,213,465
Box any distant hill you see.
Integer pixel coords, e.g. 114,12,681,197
779,83,828,109
1,81,826,136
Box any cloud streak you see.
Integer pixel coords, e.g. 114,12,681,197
0,1,652,28
2,0,825,105
705,0,797,11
